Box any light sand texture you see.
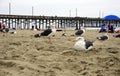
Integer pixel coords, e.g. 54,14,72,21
0,30,120,76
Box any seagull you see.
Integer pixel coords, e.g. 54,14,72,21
71,26,85,36
34,23,56,37
113,34,120,38
97,33,109,41
75,26,85,36
62,32,67,36
33,23,56,43
73,37,93,51
10,31,16,34
75,30,85,36
2,28,9,33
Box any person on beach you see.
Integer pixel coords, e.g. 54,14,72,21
0,23,9,33
99,24,107,33
0,22,3,31
108,24,114,33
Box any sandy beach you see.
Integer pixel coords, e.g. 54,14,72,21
0,29,120,76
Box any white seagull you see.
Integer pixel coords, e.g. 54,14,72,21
73,37,93,51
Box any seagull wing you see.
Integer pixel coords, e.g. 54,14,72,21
85,40,93,49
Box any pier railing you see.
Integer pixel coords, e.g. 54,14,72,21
0,14,120,30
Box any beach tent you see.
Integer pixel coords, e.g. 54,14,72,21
103,15,120,20
103,15,120,33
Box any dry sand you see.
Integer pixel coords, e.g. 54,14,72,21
0,30,120,76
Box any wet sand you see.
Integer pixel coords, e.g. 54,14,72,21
0,30,120,76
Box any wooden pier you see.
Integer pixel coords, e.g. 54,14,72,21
0,14,120,30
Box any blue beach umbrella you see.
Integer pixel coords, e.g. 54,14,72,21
103,15,120,20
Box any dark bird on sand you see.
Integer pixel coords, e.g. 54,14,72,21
97,33,109,41
33,23,56,43
75,29,85,36
33,24,56,38
71,27,85,36
113,34,120,38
